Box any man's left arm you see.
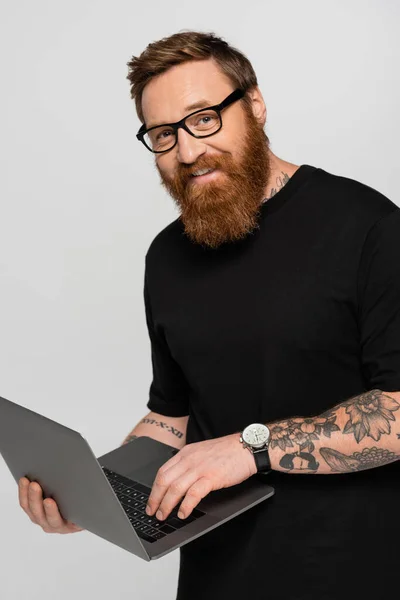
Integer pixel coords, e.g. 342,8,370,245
266,388,400,474
269,210,400,475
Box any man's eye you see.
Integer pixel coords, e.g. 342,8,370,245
156,129,172,141
196,114,216,126
190,112,219,131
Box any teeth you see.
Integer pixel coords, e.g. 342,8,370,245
192,168,213,177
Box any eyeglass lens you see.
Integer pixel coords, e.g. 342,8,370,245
144,109,221,152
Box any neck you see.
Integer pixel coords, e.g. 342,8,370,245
263,151,300,202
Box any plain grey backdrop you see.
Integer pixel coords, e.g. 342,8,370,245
0,0,399,598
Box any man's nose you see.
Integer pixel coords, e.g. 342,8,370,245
176,128,206,164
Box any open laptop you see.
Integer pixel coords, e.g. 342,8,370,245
0,394,275,561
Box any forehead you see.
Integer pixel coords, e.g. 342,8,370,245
141,59,234,127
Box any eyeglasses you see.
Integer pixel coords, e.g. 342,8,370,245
136,88,245,153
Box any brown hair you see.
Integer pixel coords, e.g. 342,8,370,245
126,30,259,124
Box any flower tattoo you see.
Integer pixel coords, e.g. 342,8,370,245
270,417,339,455
343,389,399,442
270,390,399,474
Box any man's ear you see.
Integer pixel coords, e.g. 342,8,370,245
247,86,267,126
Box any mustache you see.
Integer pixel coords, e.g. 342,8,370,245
176,157,228,181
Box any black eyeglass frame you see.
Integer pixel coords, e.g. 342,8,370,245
136,88,245,153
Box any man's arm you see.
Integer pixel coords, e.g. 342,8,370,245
121,410,189,450
267,389,400,474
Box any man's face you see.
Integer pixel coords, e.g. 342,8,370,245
141,59,271,249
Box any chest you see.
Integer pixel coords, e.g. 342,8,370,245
152,250,359,373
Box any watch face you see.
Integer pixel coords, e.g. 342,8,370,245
243,423,270,447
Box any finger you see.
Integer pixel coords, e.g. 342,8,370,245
69,523,85,532
43,500,83,533
146,460,190,518
19,478,83,533
18,477,37,523
42,498,70,532
178,477,213,518
155,469,199,520
28,482,52,529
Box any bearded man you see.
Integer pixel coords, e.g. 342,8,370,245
19,30,399,600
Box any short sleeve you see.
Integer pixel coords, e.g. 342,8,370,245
357,207,400,391
144,271,190,417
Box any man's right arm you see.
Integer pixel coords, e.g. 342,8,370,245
18,411,189,535
121,410,189,450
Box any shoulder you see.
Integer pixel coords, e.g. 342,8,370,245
145,216,185,269
313,166,398,225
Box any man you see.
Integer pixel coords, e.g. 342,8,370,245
19,31,399,600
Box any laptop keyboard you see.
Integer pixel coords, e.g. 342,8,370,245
101,466,205,543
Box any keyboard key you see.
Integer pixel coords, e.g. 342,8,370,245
137,523,152,533
116,474,137,487
121,487,137,495
130,520,142,529
138,515,157,525
137,531,156,543
126,489,141,499
159,524,175,534
124,507,140,517
145,526,162,536
168,517,189,529
152,531,166,540
133,482,152,494
103,468,117,478
118,494,136,507
113,483,126,493
179,513,196,524
138,514,150,523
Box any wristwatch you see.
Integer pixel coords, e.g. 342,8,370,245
240,423,271,473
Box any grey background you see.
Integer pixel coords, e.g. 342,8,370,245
0,0,399,598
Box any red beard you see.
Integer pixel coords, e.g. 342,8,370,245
157,107,271,249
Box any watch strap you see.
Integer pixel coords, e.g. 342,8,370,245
253,447,271,473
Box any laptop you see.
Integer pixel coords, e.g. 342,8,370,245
0,394,275,561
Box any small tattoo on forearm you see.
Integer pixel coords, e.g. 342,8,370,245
141,418,183,439
279,451,319,471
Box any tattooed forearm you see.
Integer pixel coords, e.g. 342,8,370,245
140,417,184,439
267,389,400,474
121,418,185,446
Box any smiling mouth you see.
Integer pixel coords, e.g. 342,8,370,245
189,169,222,184
191,168,215,178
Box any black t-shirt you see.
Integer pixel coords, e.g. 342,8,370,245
144,164,399,600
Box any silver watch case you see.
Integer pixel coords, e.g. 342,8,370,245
240,423,270,453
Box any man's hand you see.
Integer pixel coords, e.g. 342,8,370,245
18,477,84,534
145,432,257,521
